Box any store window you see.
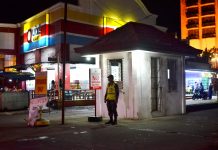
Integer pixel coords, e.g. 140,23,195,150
167,59,177,92
0,54,4,70
185,70,214,94
70,64,96,90
107,59,123,89
4,55,16,67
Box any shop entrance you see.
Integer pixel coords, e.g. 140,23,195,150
185,70,218,106
151,58,161,112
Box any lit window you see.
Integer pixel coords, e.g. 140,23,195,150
167,59,177,92
4,55,16,67
108,59,123,89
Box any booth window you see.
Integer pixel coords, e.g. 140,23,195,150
167,59,177,92
107,59,123,89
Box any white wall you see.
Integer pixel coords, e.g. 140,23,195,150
24,52,35,64
98,52,132,118
41,47,56,62
165,57,185,115
78,0,167,32
79,0,150,21
131,51,152,118
97,50,185,119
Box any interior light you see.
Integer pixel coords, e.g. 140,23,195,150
86,57,91,61
9,79,12,82
167,69,170,79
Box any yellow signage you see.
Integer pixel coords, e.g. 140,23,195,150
35,72,47,95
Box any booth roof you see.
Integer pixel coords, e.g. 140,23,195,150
75,22,201,56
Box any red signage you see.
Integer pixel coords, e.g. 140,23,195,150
89,68,101,90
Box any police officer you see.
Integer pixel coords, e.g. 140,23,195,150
104,74,119,125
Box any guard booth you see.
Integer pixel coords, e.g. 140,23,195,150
75,22,201,119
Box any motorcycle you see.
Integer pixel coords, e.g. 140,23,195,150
192,91,207,100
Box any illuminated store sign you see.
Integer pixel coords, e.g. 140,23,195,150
22,23,49,53
21,14,49,53
27,25,41,43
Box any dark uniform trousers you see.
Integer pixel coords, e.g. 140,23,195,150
106,100,118,118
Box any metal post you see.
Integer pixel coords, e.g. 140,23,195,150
57,52,60,102
61,1,67,125
95,89,97,117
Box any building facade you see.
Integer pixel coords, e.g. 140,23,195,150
181,0,218,96
0,23,17,71
0,0,164,91
181,0,218,50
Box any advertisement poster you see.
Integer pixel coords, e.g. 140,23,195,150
28,97,48,126
89,68,101,90
35,71,47,95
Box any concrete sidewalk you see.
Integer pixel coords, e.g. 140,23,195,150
186,96,218,105
0,105,218,150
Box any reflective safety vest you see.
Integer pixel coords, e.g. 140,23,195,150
106,83,116,100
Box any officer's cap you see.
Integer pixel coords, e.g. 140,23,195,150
107,74,114,79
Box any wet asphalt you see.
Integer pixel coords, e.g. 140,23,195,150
0,104,218,150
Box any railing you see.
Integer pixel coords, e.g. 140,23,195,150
186,23,199,28
188,34,199,39
202,33,216,38
201,5,215,15
29,89,96,108
202,10,215,15
30,89,95,101
64,90,95,101
186,0,198,7
201,0,215,4
202,21,215,26
186,11,199,18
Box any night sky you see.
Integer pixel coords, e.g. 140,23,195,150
0,0,180,34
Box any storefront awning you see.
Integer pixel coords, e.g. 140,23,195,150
75,22,201,56
0,72,35,81
4,64,29,71
185,57,218,72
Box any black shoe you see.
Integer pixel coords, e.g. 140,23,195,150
112,121,117,125
105,120,112,124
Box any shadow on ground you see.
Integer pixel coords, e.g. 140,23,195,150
186,103,218,112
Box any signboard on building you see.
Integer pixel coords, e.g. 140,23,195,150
27,25,41,43
35,71,47,95
89,68,101,90
22,14,49,53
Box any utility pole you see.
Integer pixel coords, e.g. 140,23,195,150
62,0,67,125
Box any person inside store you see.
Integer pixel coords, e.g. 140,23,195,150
104,74,119,125
193,82,199,94
12,85,17,91
50,80,56,98
208,83,213,100
51,80,56,90
4,86,9,92
47,80,58,109
199,82,204,95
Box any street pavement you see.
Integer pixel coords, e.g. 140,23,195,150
0,105,218,150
